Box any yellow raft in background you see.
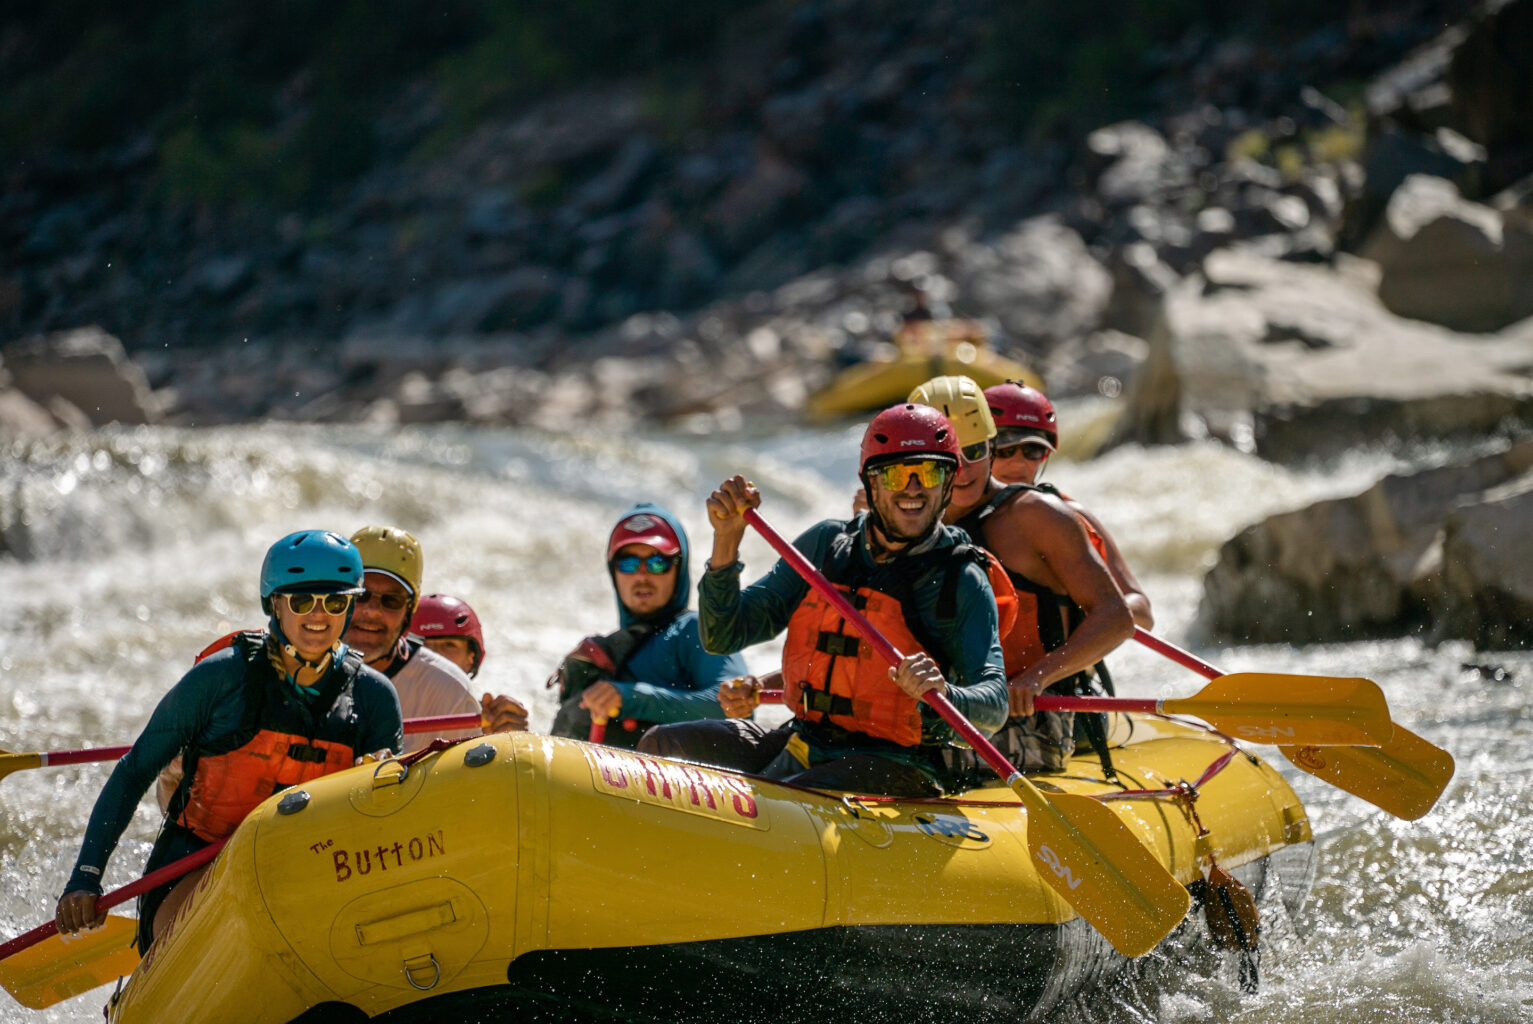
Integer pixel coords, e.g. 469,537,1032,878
105,717,1313,1024
806,319,1042,420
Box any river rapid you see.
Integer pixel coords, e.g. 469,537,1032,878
1,417,1528,1023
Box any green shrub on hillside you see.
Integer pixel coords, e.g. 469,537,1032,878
2,0,758,205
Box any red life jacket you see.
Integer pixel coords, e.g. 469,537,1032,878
175,631,365,842
779,528,1013,748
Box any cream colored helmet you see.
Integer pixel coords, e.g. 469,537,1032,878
349,525,425,612
908,375,997,457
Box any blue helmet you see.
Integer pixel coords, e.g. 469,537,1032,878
259,530,366,613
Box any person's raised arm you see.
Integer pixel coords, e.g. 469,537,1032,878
706,475,759,569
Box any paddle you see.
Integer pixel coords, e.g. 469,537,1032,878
1133,628,1454,821
741,508,1190,958
0,711,487,784
0,839,227,1009
752,673,1391,747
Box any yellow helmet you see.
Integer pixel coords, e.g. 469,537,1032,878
349,525,424,599
907,375,996,451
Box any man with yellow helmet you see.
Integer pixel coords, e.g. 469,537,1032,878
905,375,1134,774
346,526,528,748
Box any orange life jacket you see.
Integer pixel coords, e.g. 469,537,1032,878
175,631,365,842
779,529,1013,748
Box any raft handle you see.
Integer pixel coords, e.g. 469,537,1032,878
404,953,440,991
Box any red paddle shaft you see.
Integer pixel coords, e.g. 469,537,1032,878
1132,627,1222,680
6,712,487,774
0,839,228,961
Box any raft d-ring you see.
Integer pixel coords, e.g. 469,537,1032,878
840,795,877,819
372,758,410,790
404,953,440,991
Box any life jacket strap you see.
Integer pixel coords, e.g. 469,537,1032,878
801,687,855,720
285,742,333,764
815,632,861,658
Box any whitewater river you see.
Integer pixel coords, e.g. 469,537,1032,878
1,417,1528,1023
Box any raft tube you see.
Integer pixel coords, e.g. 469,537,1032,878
105,716,1313,1024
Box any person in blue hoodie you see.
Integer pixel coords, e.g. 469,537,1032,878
548,503,748,749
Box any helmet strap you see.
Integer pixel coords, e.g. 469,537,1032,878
267,618,336,698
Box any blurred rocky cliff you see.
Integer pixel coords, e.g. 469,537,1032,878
4,0,1527,439
4,0,1532,647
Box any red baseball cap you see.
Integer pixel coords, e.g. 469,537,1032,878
608,512,682,560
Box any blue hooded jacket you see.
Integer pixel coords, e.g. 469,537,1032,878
606,502,747,724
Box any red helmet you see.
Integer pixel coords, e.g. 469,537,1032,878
607,510,682,560
859,403,962,473
409,594,485,676
984,381,1058,446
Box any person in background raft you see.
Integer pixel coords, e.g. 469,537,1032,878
346,526,528,748
908,376,1134,777
641,404,1011,797
984,380,1153,629
409,593,488,679
548,504,747,749
55,531,403,954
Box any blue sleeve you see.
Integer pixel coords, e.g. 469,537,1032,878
613,614,748,724
63,655,244,895
698,522,837,654
926,559,1009,736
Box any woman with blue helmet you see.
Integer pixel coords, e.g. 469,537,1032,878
55,530,403,954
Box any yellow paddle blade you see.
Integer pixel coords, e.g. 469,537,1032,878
0,752,44,784
0,915,139,1010
1281,725,1455,821
1169,672,1395,747
1010,780,1191,958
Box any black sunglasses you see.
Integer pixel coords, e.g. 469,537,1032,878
994,441,1051,461
611,553,678,575
356,590,410,611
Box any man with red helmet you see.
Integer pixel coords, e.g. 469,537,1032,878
985,381,1153,631
409,594,487,678
640,404,1009,796
546,503,748,749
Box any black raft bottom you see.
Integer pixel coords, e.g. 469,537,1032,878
342,920,1108,1024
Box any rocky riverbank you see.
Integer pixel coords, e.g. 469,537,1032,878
4,0,1531,648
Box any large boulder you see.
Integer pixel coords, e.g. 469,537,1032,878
1198,441,1533,649
2,326,164,426
1434,472,1533,649
948,216,1113,352
1103,246,1533,458
1362,174,1533,332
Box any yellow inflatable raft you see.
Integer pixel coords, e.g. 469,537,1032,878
104,717,1312,1024
806,320,1042,420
